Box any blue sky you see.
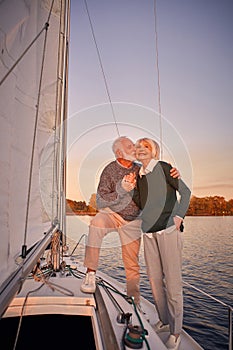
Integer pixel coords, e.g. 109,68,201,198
67,0,233,202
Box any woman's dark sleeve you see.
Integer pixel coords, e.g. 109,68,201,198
131,181,141,209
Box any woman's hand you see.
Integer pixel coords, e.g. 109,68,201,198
173,216,183,231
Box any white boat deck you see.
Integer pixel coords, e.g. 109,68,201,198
2,260,203,350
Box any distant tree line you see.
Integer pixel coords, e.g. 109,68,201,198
66,194,97,215
187,196,233,216
66,195,233,216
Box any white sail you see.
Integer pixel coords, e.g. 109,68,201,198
0,0,68,286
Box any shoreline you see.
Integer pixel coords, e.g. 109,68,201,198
66,212,97,216
66,212,233,217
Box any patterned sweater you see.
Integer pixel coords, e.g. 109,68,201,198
96,160,141,221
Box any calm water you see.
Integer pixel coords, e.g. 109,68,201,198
66,216,233,350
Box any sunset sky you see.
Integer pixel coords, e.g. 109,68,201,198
67,0,233,202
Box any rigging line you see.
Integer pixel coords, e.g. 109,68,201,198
13,283,45,350
0,0,55,86
23,0,55,254
99,280,125,314
84,0,120,137
70,233,87,256
0,26,46,86
153,0,163,160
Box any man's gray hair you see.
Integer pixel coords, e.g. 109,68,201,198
112,136,129,155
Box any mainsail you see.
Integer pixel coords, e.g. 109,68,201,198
0,0,69,309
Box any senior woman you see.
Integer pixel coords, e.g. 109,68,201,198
130,138,191,350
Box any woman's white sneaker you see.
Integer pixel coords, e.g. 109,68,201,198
153,320,170,333
80,271,96,293
165,334,181,350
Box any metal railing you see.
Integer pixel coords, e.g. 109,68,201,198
183,281,232,350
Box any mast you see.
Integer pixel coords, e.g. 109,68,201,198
52,0,70,270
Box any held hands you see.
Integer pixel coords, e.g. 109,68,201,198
121,172,136,192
